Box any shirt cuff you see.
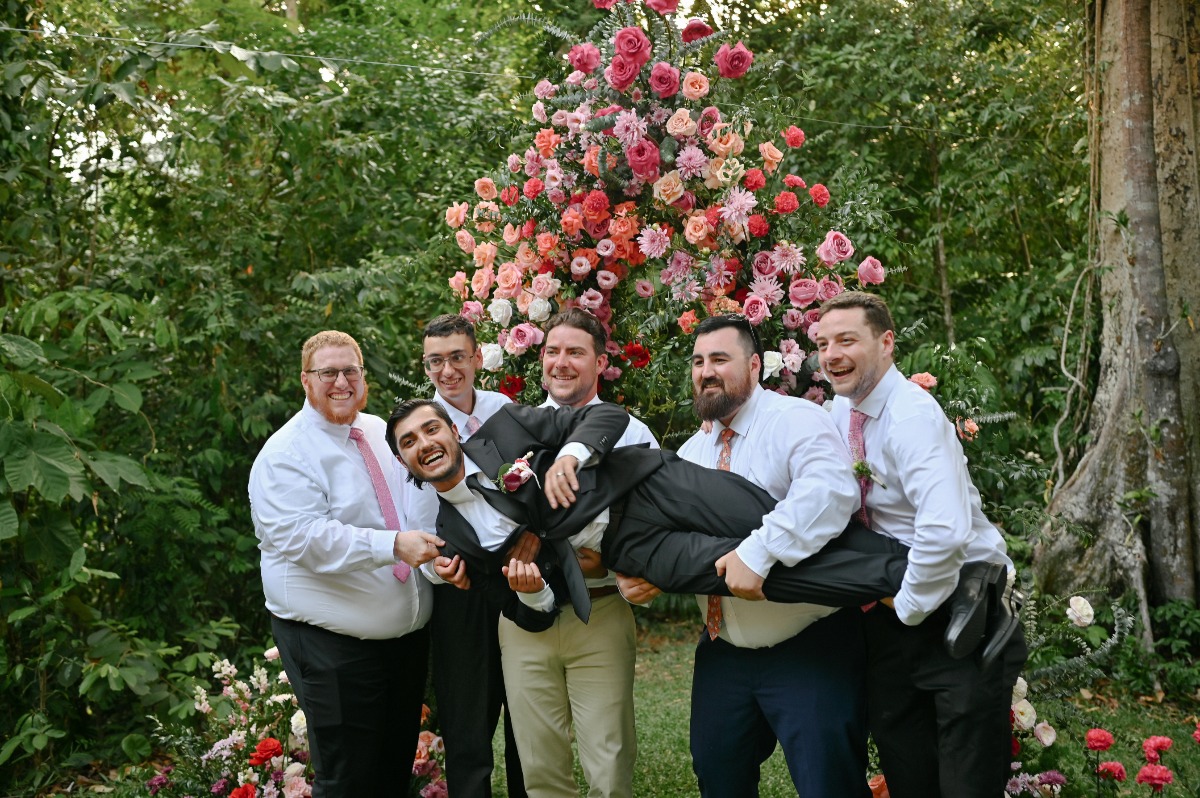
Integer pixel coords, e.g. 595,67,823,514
517,582,556,612
557,442,596,468
419,560,447,585
373,529,400,568
892,591,931,626
734,537,776,579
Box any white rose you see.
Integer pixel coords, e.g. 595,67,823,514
263,646,280,661
284,762,306,780
1066,596,1094,627
1011,675,1028,703
1012,698,1036,730
528,296,553,322
481,343,505,372
761,350,784,380
290,709,308,738
488,299,513,327
1033,720,1057,747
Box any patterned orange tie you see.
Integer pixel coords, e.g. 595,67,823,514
706,428,736,640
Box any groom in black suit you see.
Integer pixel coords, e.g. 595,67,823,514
386,398,914,625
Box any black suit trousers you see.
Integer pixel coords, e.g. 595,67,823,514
602,451,908,604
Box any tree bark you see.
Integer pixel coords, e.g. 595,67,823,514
1036,0,1198,604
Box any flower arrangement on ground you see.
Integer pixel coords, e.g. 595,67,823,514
445,0,889,412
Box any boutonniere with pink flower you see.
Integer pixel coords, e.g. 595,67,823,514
852,459,887,489
498,451,539,493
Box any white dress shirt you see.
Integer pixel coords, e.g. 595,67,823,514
678,385,859,649
434,388,513,434
249,402,431,640
540,395,660,588
828,365,1012,626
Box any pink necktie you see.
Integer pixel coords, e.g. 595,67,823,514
465,415,482,436
706,428,736,641
848,409,871,526
348,427,410,582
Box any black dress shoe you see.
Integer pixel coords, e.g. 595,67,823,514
943,561,1005,659
980,582,1023,670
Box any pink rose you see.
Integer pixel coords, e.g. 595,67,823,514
445,202,468,229
504,322,545,356
635,279,655,297
816,230,855,264
789,278,819,307
714,41,754,79
494,262,524,300
613,26,652,68
530,273,560,298
470,267,496,299
743,294,770,326
648,62,681,98
816,275,844,301
857,256,885,284
909,372,938,390
802,385,826,405
455,229,476,254
806,321,821,343
605,54,641,92
752,250,778,278
782,308,804,330
578,288,605,311
625,138,661,180
460,301,484,323
681,18,714,43
601,365,623,381
644,0,679,13
568,43,602,74
448,270,468,299
533,79,557,99
697,106,721,138
474,178,497,201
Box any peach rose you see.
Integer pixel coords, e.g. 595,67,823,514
608,215,640,242
445,202,468,229
448,270,468,299
515,241,540,271
683,214,713,246
473,201,499,233
455,229,476,254
470,267,495,299
680,71,710,101
653,171,685,204
473,241,498,269
909,372,938,390
502,222,521,246
759,141,784,174
474,177,497,201
534,127,562,158
535,231,560,257
560,207,585,237
707,126,745,159
665,108,697,138
494,262,523,300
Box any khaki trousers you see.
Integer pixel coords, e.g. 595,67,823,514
498,593,636,798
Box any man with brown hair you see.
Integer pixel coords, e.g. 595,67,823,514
249,330,444,797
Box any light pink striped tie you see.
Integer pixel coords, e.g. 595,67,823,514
348,427,410,582
465,415,482,437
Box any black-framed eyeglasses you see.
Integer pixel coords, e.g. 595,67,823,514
422,352,472,373
305,366,365,383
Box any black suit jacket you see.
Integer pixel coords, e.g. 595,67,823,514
434,402,665,627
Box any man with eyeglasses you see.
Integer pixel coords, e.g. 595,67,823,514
248,330,445,797
407,313,528,798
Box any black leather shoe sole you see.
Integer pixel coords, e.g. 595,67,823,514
944,561,1004,659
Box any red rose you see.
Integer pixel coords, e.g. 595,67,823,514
648,62,680,98
714,41,754,79
773,191,799,214
499,185,519,207
502,469,526,492
747,214,770,237
248,737,283,766
782,125,806,148
523,177,544,200
681,18,714,43
499,375,525,399
230,786,257,798
1011,736,1020,757
606,53,641,92
1086,728,1115,752
521,218,538,239
613,26,652,68
625,139,661,180
809,183,831,207
743,168,766,191
622,342,651,368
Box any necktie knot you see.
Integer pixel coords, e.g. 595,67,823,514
465,415,482,436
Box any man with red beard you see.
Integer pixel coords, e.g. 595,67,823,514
249,330,444,798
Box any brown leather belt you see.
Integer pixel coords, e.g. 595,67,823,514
587,585,620,600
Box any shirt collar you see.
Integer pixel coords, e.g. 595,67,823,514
852,364,902,419
301,400,360,441
711,384,765,444
433,390,477,427
437,456,485,505
539,393,602,410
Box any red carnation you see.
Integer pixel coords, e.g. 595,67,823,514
783,174,807,189
523,178,545,200
783,125,806,148
1097,761,1127,782
1136,764,1174,792
809,183,831,208
499,185,519,207
704,204,723,227
743,168,766,192
747,214,770,238
499,374,525,399
622,341,651,368
773,191,800,214
681,18,714,43
521,218,538,239
1143,736,1173,763
1086,728,1114,751
248,737,284,766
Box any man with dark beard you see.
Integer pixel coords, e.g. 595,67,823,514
620,314,872,798
249,330,444,798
